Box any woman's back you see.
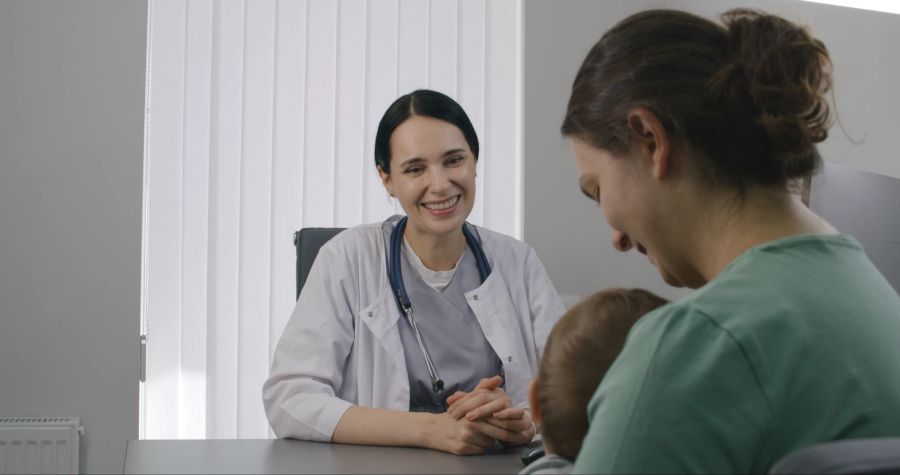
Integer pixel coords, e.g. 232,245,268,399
575,234,900,473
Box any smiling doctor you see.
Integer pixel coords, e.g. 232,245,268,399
263,89,565,455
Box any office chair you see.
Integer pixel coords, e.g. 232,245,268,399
807,161,900,293
293,227,345,299
769,438,900,474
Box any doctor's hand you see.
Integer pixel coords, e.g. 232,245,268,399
423,412,502,455
446,375,504,416
445,376,535,447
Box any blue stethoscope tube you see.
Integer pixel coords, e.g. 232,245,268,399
388,216,492,393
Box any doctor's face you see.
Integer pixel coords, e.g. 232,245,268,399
378,115,476,239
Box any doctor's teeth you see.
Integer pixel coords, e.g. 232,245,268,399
424,196,458,210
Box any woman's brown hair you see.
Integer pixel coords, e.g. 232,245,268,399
537,288,668,459
561,9,832,192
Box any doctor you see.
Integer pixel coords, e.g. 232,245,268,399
263,89,565,455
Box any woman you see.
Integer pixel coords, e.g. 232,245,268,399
561,8,900,474
264,89,564,454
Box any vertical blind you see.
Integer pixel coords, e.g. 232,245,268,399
142,0,522,439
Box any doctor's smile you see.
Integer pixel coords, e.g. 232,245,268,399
422,195,460,215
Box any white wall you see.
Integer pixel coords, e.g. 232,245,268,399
523,0,900,305
523,0,688,305
0,1,147,473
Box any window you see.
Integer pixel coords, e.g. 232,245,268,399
141,0,522,439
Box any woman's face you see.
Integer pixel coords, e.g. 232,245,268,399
378,115,476,239
570,138,685,287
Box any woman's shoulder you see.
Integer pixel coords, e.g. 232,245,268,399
601,300,763,418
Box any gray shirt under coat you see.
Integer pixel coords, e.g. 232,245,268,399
390,224,504,412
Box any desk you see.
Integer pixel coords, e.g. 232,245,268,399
124,439,524,474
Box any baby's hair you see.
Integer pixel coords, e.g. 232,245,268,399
537,288,668,459
562,9,832,193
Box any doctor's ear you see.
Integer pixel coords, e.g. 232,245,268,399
377,165,395,197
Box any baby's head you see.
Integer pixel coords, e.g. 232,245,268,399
529,288,668,459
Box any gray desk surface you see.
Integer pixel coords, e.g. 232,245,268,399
124,439,524,474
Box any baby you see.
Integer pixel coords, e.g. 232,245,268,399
522,288,668,474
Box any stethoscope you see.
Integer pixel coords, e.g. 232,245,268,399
387,216,492,393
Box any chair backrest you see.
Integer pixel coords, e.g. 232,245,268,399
808,161,900,293
294,227,345,299
769,438,900,474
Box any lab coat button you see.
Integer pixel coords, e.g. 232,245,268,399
472,294,479,301
507,356,512,362
367,311,373,318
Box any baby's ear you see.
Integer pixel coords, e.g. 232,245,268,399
528,378,542,424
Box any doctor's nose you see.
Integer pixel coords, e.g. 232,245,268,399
426,168,452,193
612,230,633,252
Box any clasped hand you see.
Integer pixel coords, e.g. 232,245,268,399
432,375,534,455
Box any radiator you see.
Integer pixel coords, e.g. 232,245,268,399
0,417,82,475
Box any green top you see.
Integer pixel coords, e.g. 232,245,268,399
574,234,900,474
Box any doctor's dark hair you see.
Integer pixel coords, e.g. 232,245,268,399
537,288,668,459
561,9,833,191
374,89,479,173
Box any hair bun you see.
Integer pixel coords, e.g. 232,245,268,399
716,9,832,171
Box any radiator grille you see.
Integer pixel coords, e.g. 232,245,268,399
0,417,81,474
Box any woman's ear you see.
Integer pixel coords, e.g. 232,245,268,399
377,165,394,197
626,107,671,180
528,378,542,425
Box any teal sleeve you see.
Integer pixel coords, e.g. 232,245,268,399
573,307,773,474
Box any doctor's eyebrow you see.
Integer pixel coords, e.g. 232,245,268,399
397,157,426,168
397,149,467,168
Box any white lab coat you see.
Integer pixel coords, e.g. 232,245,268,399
263,220,565,441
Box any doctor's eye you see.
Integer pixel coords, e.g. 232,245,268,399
445,155,464,166
404,165,424,174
